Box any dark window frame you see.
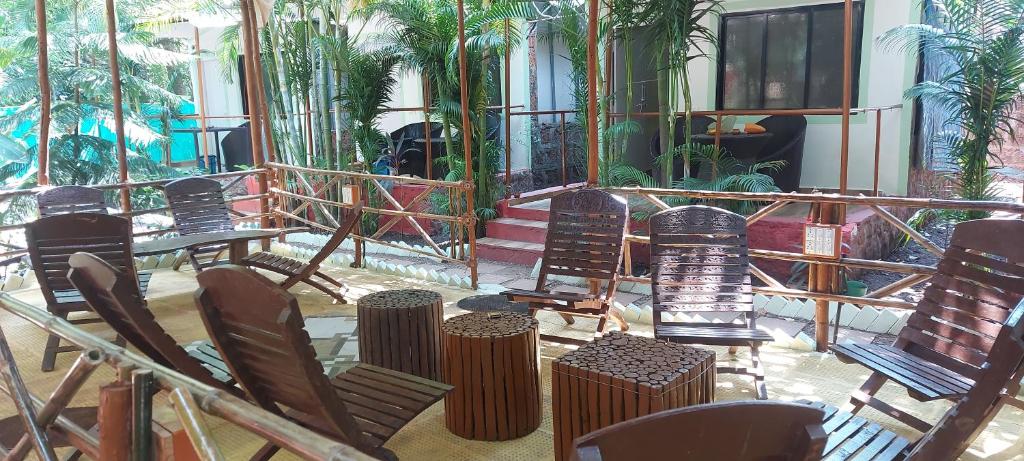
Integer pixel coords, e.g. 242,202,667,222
715,1,866,110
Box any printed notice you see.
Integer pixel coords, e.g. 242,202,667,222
803,224,841,259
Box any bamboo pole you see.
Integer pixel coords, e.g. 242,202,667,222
0,326,57,461
839,0,853,194
104,0,131,213
98,382,132,460
34,0,51,186
244,1,275,242
169,388,225,461
455,0,478,287
7,350,103,460
504,19,512,197
194,27,211,171
585,0,599,185
131,369,154,461
423,76,433,180
873,109,882,196
239,0,268,243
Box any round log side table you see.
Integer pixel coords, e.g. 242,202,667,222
357,289,444,380
442,312,541,441
551,331,716,461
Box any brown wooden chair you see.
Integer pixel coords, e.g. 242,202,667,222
240,204,362,303
649,205,774,399
832,218,1024,432
65,252,240,393
163,177,234,272
571,401,827,461
25,213,149,371
194,266,452,460
36,185,108,217
35,184,154,289
501,189,630,344
808,293,1024,460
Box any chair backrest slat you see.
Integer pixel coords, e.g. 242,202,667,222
164,177,234,235
572,401,826,461
66,252,233,393
901,219,1024,379
650,206,753,318
538,190,628,287
25,214,136,307
194,266,363,445
36,185,108,217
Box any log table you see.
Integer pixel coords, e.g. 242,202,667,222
442,312,541,441
552,331,716,461
357,289,444,380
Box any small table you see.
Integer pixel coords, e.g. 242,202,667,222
357,289,444,380
456,294,528,314
551,331,716,461
442,312,540,441
133,228,302,263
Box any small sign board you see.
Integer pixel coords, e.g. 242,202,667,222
341,185,360,206
803,224,842,260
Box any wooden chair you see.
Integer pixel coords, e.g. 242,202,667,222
832,218,1024,433
502,189,630,344
35,184,154,289
163,177,234,272
649,205,774,399
66,252,239,393
571,401,827,461
240,204,362,303
809,294,1024,460
194,266,452,460
25,213,150,371
36,185,108,217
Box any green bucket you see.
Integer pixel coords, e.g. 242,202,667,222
845,280,868,297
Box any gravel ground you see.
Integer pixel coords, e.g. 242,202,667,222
858,217,956,303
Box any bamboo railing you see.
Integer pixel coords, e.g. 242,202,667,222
0,293,372,460
267,162,479,287
0,169,271,264
605,186,1024,350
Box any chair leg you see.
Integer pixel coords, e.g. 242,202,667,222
607,308,629,332
41,311,69,372
299,278,347,304
171,251,190,271
843,371,888,414
558,312,576,325
750,344,767,400
249,442,280,461
314,270,344,288
187,250,204,273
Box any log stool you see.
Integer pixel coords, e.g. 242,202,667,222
442,312,540,441
357,289,444,380
552,331,716,461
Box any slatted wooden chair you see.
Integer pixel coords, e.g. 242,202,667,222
35,184,154,289
501,189,630,344
66,252,239,392
36,185,108,217
571,401,827,461
240,204,362,303
163,177,235,272
194,266,452,460
806,293,1024,460
831,218,1024,433
25,213,150,371
649,205,774,399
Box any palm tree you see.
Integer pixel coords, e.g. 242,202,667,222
337,45,401,168
356,0,530,218
882,0,1024,218
0,0,192,203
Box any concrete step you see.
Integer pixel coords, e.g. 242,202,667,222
485,217,548,244
476,237,545,266
498,200,551,222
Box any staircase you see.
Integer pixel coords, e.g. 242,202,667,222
476,199,552,266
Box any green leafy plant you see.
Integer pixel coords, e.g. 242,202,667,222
880,0,1024,218
337,46,401,169
675,145,785,214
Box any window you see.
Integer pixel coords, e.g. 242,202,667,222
716,2,865,110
